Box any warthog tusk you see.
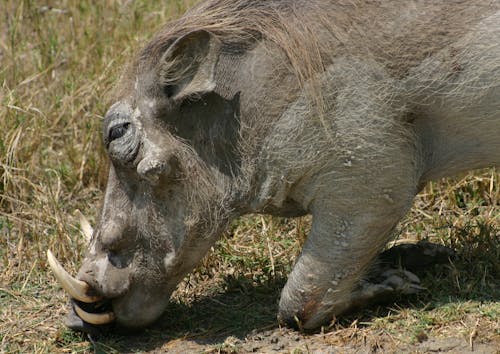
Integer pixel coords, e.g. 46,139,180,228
47,250,102,303
75,209,93,242
73,303,115,325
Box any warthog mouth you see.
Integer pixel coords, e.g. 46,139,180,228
47,250,116,330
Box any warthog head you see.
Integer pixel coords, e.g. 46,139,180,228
48,30,243,329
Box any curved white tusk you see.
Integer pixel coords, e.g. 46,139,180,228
387,238,419,247
47,250,102,303
74,209,93,243
74,303,115,325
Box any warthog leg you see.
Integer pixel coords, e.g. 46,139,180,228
277,63,425,329
278,206,415,329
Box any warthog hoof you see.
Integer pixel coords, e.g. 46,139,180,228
352,240,455,310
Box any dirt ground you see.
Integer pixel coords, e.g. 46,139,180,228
156,329,499,354
83,320,500,353
73,274,499,354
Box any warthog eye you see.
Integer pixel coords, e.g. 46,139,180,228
163,85,176,98
108,122,130,144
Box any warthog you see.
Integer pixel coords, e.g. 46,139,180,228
48,0,500,332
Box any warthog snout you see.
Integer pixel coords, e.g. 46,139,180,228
47,250,116,327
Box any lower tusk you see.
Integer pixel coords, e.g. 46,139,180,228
47,250,102,303
75,209,93,242
74,303,115,325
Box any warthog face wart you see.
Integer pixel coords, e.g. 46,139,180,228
49,0,500,332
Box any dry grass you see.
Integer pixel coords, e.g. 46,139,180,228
0,1,498,353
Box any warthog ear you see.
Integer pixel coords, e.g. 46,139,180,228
159,30,221,100
176,91,241,177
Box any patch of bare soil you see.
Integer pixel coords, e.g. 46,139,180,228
89,292,498,354
96,326,499,353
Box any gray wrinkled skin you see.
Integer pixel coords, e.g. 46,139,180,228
74,0,500,330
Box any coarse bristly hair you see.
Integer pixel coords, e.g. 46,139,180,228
113,0,334,104
112,0,499,115
111,0,500,198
